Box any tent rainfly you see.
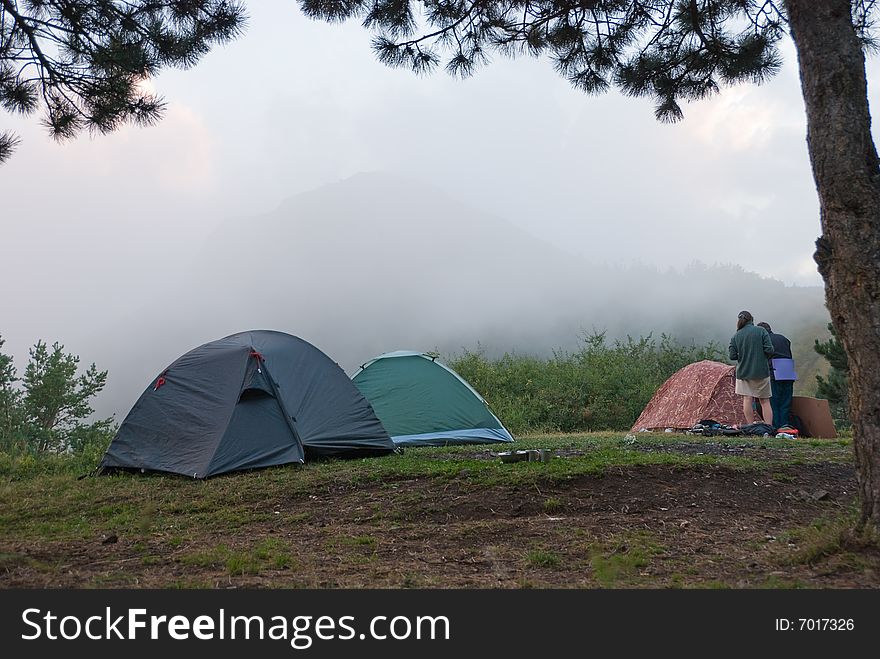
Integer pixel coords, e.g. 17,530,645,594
352,351,514,447
99,330,394,478
631,360,748,432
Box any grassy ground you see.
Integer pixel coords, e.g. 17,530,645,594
0,432,876,588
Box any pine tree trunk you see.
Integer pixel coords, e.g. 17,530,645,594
786,0,880,530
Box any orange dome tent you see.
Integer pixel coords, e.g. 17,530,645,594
631,360,748,432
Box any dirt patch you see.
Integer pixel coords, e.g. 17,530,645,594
2,460,876,589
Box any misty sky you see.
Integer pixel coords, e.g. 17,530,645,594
1,3,878,418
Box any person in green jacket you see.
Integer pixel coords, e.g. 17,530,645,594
729,310,775,427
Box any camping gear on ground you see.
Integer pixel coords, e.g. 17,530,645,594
631,361,749,432
99,330,394,478
352,351,514,447
740,422,775,437
686,419,742,436
497,449,552,463
498,450,530,463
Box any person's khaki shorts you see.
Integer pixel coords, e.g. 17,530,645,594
735,377,771,399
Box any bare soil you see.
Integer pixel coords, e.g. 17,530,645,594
3,456,877,589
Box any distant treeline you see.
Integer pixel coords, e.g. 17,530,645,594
448,332,724,434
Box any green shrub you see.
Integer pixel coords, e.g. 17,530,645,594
0,423,114,478
449,332,722,433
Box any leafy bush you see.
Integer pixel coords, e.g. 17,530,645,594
0,333,114,460
449,332,723,433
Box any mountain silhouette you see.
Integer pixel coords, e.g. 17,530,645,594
93,172,830,417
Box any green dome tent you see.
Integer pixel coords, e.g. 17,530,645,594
352,351,514,447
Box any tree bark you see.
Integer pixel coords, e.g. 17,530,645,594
786,0,880,530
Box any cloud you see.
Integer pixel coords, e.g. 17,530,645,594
1,3,875,421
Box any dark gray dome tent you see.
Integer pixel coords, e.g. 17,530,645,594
100,330,394,478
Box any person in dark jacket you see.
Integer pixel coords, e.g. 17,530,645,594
729,310,775,427
757,321,797,428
